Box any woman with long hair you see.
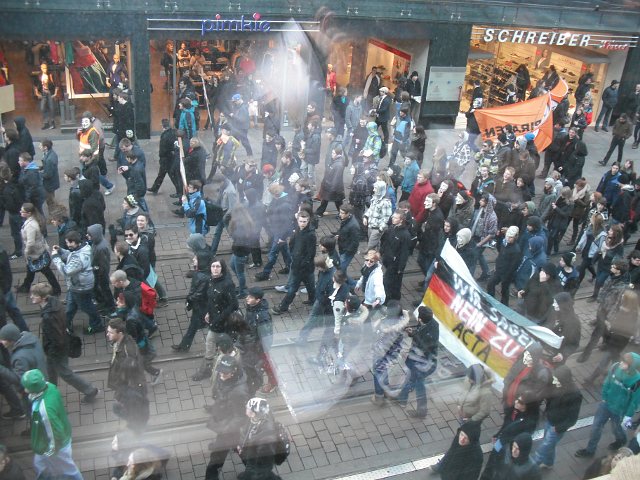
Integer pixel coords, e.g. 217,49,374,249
17,203,61,295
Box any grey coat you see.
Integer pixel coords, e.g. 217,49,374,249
0,332,48,386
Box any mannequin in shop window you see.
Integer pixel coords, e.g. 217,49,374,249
34,62,59,130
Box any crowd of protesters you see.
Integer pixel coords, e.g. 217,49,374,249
0,49,639,480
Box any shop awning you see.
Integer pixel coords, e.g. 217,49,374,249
468,47,495,60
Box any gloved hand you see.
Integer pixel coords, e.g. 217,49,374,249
622,416,633,429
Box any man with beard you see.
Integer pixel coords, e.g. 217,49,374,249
204,355,250,480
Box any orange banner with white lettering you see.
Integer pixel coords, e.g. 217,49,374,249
473,93,554,152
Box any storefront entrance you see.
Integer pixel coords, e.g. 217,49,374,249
462,26,636,118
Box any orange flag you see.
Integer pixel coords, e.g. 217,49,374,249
473,93,554,152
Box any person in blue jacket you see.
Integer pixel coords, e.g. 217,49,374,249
182,180,208,235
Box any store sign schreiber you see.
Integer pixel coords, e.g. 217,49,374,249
201,12,271,35
481,28,636,50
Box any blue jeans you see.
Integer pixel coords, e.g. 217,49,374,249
230,254,248,296
596,105,613,129
263,239,292,275
470,246,489,277
39,93,56,125
66,290,102,330
137,196,149,213
532,419,565,466
99,174,114,190
339,252,356,286
34,442,83,480
279,269,315,311
298,301,329,342
585,402,627,454
2,290,29,331
396,357,436,414
209,221,228,256
178,306,206,349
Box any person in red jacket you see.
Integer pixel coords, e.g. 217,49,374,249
408,169,434,219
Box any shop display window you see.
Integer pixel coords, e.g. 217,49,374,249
464,27,610,114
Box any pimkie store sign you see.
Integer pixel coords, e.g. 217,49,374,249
472,26,638,50
201,12,270,35
147,16,319,34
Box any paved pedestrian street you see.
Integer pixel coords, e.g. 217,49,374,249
0,124,637,480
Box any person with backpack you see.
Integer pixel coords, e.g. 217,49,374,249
109,269,158,338
51,230,103,335
237,397,286,480
115,290,163,386
29,282,99,403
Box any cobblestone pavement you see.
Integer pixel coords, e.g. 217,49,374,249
0,122,637,479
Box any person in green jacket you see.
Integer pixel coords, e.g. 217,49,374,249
575,352,640,458
21,368,82,479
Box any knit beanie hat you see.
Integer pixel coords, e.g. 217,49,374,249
562,252,576,266
0,324,21,343
505,226,519,238
124,195,138,208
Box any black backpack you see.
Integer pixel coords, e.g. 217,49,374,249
203,197,224,226
273,421,291,465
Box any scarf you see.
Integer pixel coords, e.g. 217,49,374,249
571,183,589,202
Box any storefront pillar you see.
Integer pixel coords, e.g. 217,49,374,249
131,22,151,139
421,23,472,128
616,45,640,118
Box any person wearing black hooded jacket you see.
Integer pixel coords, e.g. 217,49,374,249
518,262,560,324
172,251,211,352
193,257,238,382
531,365,582,468
479,398,539,480
543,292,581,364
79,179,106,232
204,355,250,480
1,128,22,181
87,224,116,315
13,116,35,158
495,432,541,480
237,398,282,480
435,420,483,480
